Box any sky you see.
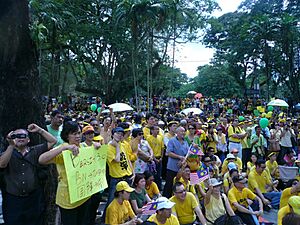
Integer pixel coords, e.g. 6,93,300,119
175,0,243,78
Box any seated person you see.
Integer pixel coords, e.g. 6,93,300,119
144,171,160,200
248,159,281,209
224,168,239,194
228,175,263,225
174,164,196,195
278,196,300,225
204,178,235,225
280,179,300,209
284,149,296,166
266,152,280,179
170,182,207,225
247,153,257,175
105,181,142,225
147,197,179,225
130,174,151,214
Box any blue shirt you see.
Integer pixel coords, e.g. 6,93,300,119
166,137,189,172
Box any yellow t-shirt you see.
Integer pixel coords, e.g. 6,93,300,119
105,199,135,225
228,125,242,143
266,160,279,178
53,144,90,209
280,187,300,209
146,182,160,199
247,162,255,175
122,140,137,164
170,192,198,224
221,158,242,175
173,177,196,195
148,214,180,225
107,143,132,178
205,194,226,224
248,169,272,194
278,205,291,225
146,135,164,158
228,186,257,211
143,126,163,139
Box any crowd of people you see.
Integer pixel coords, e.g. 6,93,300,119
1,96,300,225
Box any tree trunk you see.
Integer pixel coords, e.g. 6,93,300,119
0,1,58,225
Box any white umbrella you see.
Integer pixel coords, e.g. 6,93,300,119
101,103,134,113
181,108,203,115
267,99,289,107
187,91,197,95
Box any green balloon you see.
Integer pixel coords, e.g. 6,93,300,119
259,118,269,129
238,116,245,122
90,104,97,111
227,109,233,114
97,107,101,113
253,109,260,116
267,106,274,112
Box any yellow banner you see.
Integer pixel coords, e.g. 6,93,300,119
63,145,108,204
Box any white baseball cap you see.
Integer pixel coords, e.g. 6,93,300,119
156,197,175,210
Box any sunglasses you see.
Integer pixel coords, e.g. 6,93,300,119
204,160,211,163
84,131,94,135
138,133,144,136
11,133,28,139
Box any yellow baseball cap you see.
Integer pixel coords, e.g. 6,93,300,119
288,196,300,215
116,181,134,192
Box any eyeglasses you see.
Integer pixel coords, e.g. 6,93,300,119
175,190,186,194
11,133,28,139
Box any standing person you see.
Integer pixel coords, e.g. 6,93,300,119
47,110,64,146
228,175,264,225
164,120,178,147
279,123,295,164
0,124,57,225
163,127,189,198
146,125,164,190
105,181,141,225
170,182,207,225
39,121,101,225
251,126,266,159
99,108,115,144
216,126,227,162
228,118,247,160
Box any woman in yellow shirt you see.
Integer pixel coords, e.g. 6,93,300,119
266,152,279,179
39,121,100,225
144,171,160,199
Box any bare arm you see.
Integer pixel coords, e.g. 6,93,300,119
0,145,14,168
254,188,270,205
194,206,207,225
204,185,213,206
39,144,79,165
223,194,235,216
130,200,142,214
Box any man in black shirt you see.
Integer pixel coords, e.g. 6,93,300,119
0,123,56,225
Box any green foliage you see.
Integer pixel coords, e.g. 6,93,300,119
29,0,218,103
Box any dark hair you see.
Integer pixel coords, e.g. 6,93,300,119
255,159,266,167
286,179,298,188
60,121,80,142
203,154,211,161
51,110,62,117
282,213,300,225
229,168,239,176
132,128,142,138
146,112,156,121
114,190,123,198
144,171,154,180
119,122,130,130
133,173,145,188
172,181,184,193
134,114,142,124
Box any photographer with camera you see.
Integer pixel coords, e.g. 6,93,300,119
0,124,56,225
279,122,295,165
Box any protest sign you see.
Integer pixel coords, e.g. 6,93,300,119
63,145,108,203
